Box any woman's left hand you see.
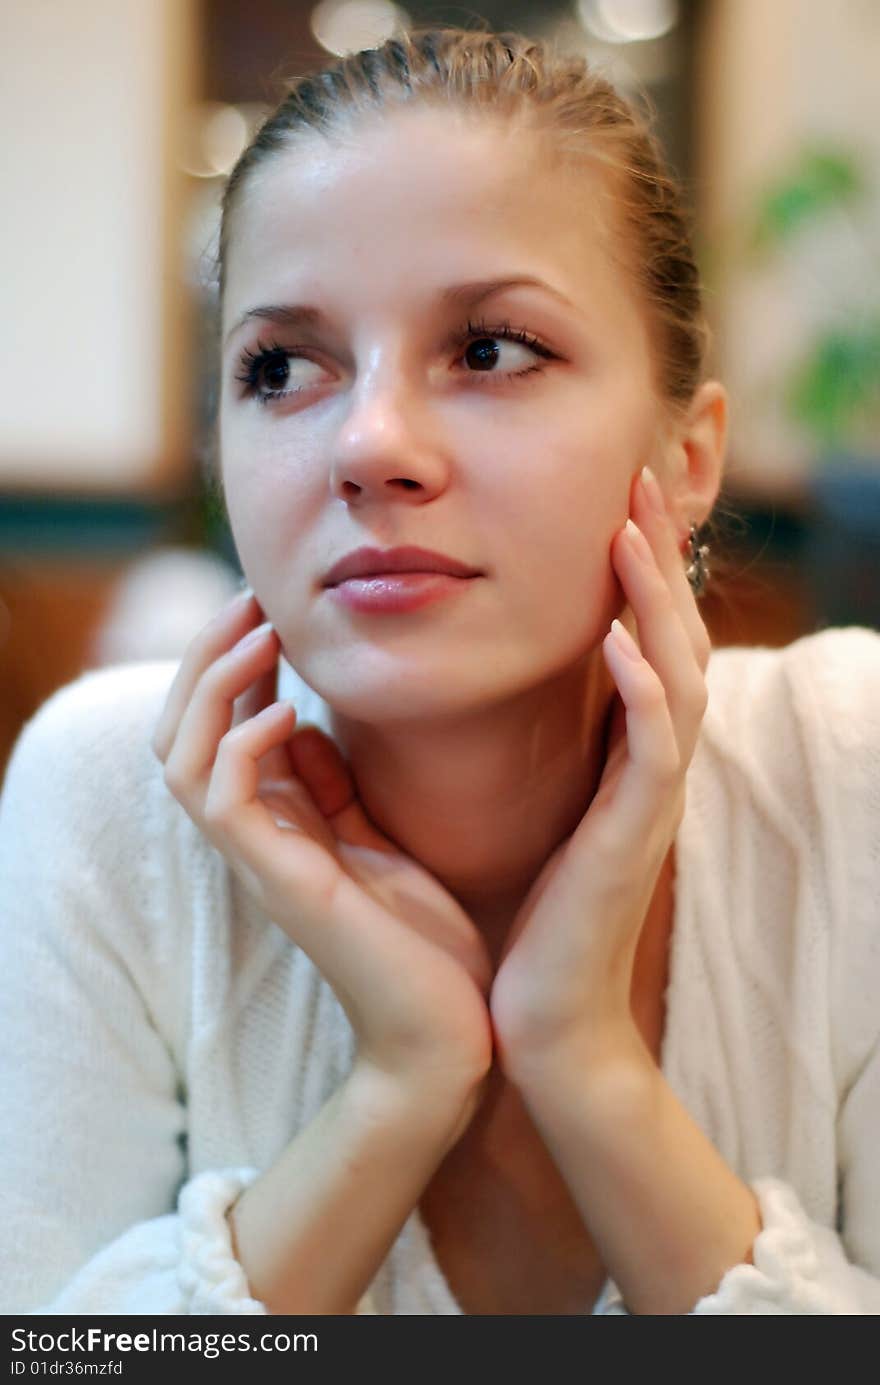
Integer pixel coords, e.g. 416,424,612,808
489,465,712,1075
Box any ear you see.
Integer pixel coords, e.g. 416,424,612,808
662,381,728,546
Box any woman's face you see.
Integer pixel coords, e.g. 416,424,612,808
220,106,665,722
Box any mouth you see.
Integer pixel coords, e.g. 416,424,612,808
322,545,483,588
325,569,481,615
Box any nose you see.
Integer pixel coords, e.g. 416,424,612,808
328,377,449,507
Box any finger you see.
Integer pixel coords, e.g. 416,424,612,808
603,620,681,787
151,589,262,761
594,623,684,855
612,520,707,764
162,623,280,799
232,654,279,728
289,725,398,854
203,700,341,913
230,645,291,782
207,700,298,822
207,712,408,949
287,725,357,817
633,466,712,671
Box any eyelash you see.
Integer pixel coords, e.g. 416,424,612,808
234,316,557,406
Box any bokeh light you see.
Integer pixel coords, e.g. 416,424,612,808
310,0,410,57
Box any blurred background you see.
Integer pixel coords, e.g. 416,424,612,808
2,0,879,777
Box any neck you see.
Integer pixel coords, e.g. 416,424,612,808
328,646,619,936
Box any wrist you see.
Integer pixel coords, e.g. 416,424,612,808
511,1035,663,1163
502,1012,650,1097
349,1057,487,1153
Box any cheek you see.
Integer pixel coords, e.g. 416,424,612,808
486,440,624,578
472,456,621,662
220,429,314,554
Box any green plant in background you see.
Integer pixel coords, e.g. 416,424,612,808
747,145,880,454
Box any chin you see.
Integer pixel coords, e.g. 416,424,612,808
298,651,514,725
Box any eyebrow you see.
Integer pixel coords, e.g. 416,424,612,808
223,276,576,348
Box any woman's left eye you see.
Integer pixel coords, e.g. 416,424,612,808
454,318,556,385
234,318,556,406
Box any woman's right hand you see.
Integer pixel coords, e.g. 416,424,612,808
151,589,494,1098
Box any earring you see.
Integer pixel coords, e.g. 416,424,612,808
685,523,710,598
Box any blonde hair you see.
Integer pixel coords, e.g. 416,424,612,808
219,25,711,432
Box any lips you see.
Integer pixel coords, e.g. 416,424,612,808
322,545,482,587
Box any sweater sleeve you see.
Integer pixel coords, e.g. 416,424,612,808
0,667,270,1313
694,1175,880,1314
599,1174,880,1315
686,968,880,1317
0,666,376,1316
694,628,880,1315
602,626,880,1316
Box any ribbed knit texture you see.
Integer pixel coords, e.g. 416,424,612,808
1,627,878,1314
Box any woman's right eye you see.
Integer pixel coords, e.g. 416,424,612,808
235,342,323,404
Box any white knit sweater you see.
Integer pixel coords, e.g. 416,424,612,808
1,627,879,1315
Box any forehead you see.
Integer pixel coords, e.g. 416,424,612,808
224,105,642,339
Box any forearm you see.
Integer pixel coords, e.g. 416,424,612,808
513,1030,761,1315
228,1061,476,1314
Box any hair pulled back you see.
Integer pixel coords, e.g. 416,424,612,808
219,25,711,428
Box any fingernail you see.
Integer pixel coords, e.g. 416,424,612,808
624,517,651,559
640,465,666,515
229,585,254,612
610,618,642,661
238,620,274,650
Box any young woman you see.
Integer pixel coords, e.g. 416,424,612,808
2,28,878,1315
